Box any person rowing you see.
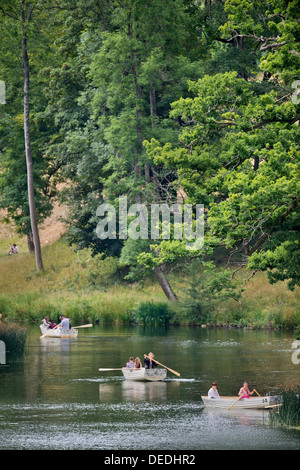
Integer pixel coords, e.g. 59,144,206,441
238,381,255,399
57,314,71,330
144,352,158,369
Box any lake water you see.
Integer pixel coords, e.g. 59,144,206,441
0,325,299,451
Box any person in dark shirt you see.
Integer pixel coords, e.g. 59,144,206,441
144,352,158,369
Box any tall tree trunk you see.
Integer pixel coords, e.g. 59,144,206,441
154,266,178,301
27,230,34,253
21,5,43,271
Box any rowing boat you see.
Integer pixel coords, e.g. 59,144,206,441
39,325,78,339
201,395,281,409
122,367,167,382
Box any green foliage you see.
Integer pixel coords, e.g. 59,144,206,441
133,301,170,326
181,259,243,324
270,386,300,427
0,0,299,304
87,254,120,288
0,322,27,358
145,38,299,292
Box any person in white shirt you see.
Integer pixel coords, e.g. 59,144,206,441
58,315,70,330
8,243,19,255
208,382,221,399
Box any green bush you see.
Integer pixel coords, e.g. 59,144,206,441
133,301,170,325
87,255,120,288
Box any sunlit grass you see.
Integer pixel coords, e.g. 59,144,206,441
0,236,299,328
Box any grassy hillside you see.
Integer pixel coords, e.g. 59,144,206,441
0,232,299,329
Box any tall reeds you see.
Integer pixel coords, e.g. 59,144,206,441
0,322,27,359
270,385,300,427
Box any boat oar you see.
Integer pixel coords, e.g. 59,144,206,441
73,324,93,329
145,354,180,377
253,388,261,396
40,324,59,339
227,396,242,410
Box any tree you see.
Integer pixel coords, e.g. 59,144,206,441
0,0,58,267
144,0,300,290
42,0,203,299
21,1,44,270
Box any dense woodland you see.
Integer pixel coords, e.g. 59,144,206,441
0,0,299,318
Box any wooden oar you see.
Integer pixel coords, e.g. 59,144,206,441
145,354,180,377
227,396,242,410
253,388,261,396
99,368,123,371
73,324,93,329
40,324,59,339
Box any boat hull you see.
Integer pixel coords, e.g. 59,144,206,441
40,325,78,338
201,395,281,409
122,367,167,382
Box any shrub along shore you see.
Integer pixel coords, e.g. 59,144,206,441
0,238,299,330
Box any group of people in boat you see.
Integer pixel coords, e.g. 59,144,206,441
208,381,256,399
124,352,157,370
42,315,71,330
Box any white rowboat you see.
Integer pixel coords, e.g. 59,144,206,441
40,325,78,339
122,367,167,382
201,395,281,410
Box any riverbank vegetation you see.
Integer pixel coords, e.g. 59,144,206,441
0,322,27,359
0,238,299,329
0,1,299,329
270,385,300,428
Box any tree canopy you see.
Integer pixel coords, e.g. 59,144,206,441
0,0,299,299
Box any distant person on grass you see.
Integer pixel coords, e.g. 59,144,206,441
8,243,19,255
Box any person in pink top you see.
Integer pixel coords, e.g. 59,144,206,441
238,381,255,399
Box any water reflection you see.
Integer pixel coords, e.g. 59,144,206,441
40,337,74,352
0,325,299,450
99,380,168,402
122,380,167,402
202,407,270,427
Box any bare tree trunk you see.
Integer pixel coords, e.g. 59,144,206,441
154,266,178,301
21,5,43,271
27,230,34,253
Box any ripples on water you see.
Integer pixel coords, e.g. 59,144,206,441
0,326,299,450
0,398,299,450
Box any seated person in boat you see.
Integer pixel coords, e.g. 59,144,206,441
208,381,221,399
134,357,142,369
42,316,56,329
238,381,255,399
58,315,71,330
126,357,135,368
144,352,158,369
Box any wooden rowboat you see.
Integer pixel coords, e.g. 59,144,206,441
201,395,281,410
122,367,167,382
40,325,78,339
